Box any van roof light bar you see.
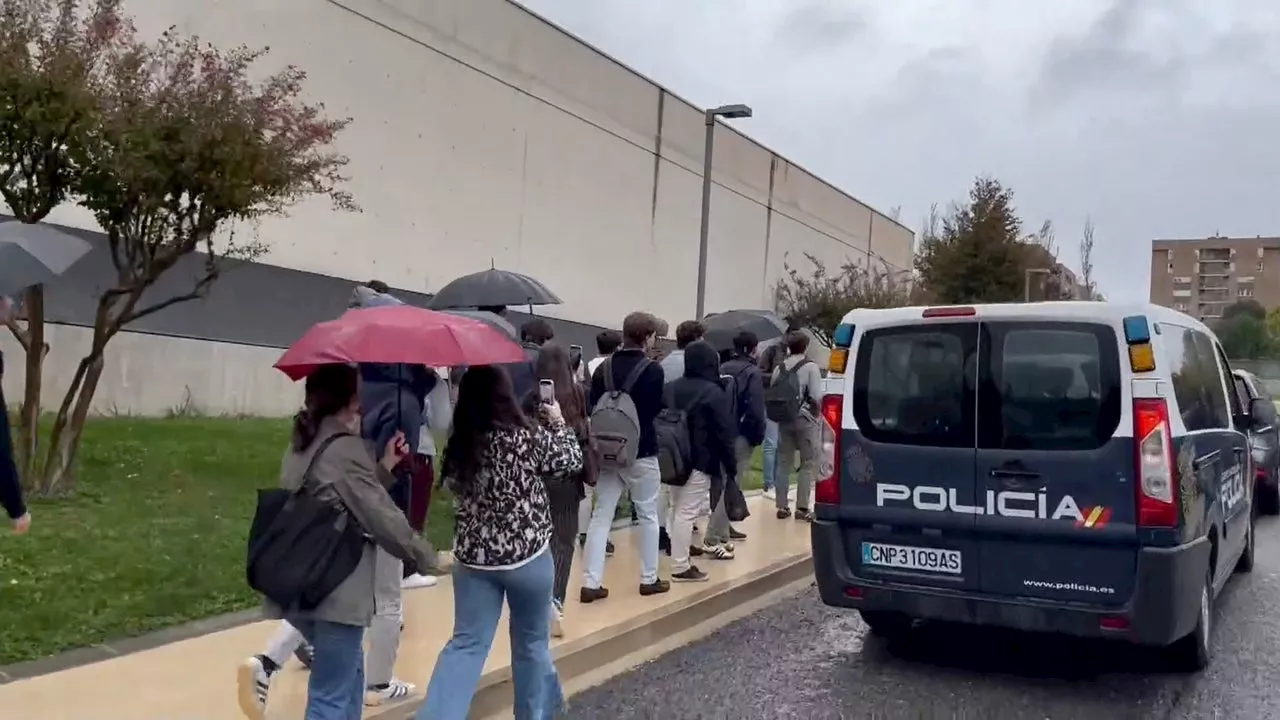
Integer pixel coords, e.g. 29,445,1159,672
922,306,976,318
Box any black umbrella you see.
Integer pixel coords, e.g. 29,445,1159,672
702,309,788,351
0,221,93,297
427,266,562,311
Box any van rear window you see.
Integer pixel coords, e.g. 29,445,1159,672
851,320,1120,451
977,322,1121,451
852,323,977,448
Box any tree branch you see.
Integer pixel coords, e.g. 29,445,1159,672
120,271,217,326
3,316,31,352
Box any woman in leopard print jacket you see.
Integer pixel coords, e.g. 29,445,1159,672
419,364,582,720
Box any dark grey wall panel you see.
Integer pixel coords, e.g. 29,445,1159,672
2,216,619,355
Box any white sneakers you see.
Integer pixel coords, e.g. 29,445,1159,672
235,656,270,720
365,678,415,706
401,573,439,590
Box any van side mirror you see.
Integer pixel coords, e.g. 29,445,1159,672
1249,397,1276,429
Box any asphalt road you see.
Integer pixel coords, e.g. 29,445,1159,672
565,516,1280,720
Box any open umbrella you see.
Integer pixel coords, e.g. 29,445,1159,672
427,266,561,310
0,221,93,297
440,309,517,340
702,309,788,351
274,305,525,380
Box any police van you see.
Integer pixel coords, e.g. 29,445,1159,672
810,302,1265,670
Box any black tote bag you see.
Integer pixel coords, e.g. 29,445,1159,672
246,433,368,611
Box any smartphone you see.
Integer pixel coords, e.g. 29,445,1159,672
569,344,583,367
538,378,556,403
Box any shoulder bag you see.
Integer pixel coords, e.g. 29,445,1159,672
246,433,368,611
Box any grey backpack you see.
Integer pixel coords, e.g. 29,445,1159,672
589,358,651,470
765,359,811,423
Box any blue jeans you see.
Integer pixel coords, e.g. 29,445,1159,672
583,456,660,588
762,420,779,491
290,618,366,720
418,548,562,720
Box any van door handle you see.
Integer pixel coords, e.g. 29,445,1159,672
1193,449,1222,472
990,469,1043,489
990,469,1040,480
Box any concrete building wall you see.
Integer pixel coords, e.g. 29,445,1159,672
3,0,912,416
1,327,300,417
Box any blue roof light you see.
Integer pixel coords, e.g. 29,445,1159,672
833,323,855,348
1122,315,1150,345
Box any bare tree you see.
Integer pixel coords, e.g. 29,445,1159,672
1031,219,1057,258
1079,216,1097,300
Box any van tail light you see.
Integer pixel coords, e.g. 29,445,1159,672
1134,398,1177,527
815,393,843,505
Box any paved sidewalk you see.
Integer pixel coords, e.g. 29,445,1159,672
1,494,812,719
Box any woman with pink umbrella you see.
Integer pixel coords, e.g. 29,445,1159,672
240,302,530,720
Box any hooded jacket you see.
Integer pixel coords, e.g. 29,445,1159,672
347,286,437,509
720,353,767,446
503,341,542,401
665,340,737,481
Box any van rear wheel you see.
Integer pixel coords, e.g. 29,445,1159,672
1236,509,1256,574
1169,572,1213,672
859,610,913,639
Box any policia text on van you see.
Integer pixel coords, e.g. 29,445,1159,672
810,302,1265,671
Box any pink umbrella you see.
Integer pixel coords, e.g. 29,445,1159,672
274,304,526,380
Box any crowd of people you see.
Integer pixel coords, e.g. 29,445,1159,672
231,282,826,720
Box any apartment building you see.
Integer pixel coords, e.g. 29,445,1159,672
1150,235,1280,320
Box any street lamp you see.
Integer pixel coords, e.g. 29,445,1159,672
1024,267,1052,302
695,103,753,319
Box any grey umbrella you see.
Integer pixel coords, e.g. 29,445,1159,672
427,266,562,311
0,221,92,297
440,309,517,340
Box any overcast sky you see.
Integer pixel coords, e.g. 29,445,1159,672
515,0,1280,302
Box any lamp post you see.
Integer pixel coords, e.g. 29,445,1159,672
695,103,753,320
1024,267,1052,303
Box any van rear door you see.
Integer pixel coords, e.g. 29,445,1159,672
972,320,1137,605
845,320,981,591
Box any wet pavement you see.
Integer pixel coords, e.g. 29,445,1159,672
565,516,1280,719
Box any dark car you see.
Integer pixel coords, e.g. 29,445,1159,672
1231,369,1280,515
811,303,1266,672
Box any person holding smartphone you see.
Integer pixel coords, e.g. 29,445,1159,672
519,344,593,637
420,364,581,717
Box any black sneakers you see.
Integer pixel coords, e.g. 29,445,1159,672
672,567,709,583
639,579,671,596
729,527,747,542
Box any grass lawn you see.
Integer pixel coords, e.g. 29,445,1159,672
0,417,455,667
0,418,770,666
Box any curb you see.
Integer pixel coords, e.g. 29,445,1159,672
0,502,759,684
367,548,813,719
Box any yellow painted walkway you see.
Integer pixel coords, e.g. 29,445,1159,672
2,495,812,719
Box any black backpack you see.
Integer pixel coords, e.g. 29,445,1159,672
655,384,712,486
246,434,368,611
765,359,811,423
